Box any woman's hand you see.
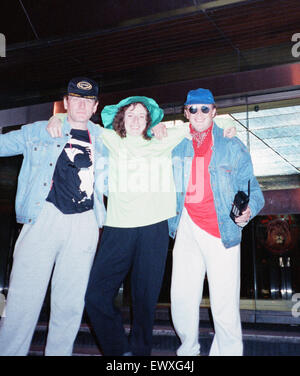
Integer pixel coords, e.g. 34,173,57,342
47,116,63,138
224,126,236,138
152,122,168,139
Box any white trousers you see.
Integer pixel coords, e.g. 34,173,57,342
171,208,243,356
0,202,99,356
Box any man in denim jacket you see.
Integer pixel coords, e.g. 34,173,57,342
169,88,264,356
0,77,108,356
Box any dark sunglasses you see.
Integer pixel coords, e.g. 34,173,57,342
188,105,211,114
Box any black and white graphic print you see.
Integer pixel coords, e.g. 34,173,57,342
46,129,94,214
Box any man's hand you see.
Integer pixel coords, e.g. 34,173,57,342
152,122,168,140
224,126,236,138
234,206,251,226
47,116,63,138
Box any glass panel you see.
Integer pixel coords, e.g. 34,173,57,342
218,105,300,177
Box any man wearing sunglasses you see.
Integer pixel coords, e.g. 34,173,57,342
168,88,264,356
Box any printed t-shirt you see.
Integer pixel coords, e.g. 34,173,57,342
47,128,94,214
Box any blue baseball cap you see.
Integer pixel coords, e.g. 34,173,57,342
185,88,215,105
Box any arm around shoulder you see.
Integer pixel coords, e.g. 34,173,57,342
159,122,190,150
47,113,67,138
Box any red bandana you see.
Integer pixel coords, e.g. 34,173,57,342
189,123,213,156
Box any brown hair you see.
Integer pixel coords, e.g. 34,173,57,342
113,102,152,140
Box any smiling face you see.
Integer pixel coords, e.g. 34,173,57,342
124,103,148,137
184,103,216,132
64,95,98,129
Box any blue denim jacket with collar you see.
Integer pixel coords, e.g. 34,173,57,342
168,123,265,248
0,117,109,226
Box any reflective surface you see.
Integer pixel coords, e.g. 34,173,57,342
215,105,300,177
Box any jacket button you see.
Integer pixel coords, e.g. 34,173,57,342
57,144,60,147
44,183,47,186
49,163,53,166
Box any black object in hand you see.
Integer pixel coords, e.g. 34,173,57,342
230,181,250,222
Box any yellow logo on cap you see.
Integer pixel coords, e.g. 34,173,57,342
77,81,92,90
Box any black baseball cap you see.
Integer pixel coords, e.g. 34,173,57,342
67,77,99,100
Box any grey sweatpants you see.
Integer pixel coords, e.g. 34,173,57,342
0,202,99,356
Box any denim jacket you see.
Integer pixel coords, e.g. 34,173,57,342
0,117,108,226
168,123,265,248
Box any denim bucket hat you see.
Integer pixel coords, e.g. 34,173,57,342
101,96,164,131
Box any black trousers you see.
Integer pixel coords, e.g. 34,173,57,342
85,220,169,356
